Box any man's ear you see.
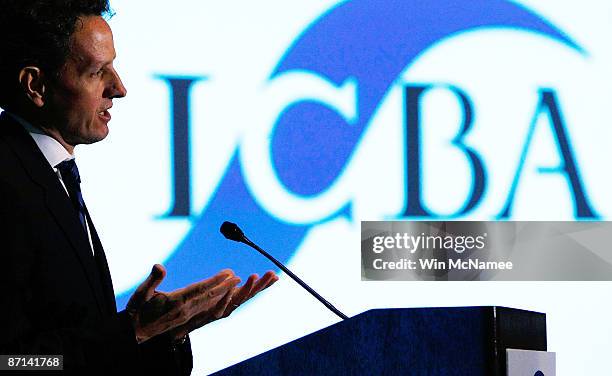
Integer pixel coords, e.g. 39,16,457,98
18,66,46,108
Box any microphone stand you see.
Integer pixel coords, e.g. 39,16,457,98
242,235,348,321
221,222,348,321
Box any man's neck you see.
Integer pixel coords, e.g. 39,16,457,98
5,109,75,154
38,125,75,154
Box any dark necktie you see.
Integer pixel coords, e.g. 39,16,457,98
57,159,116,313
56,159,119,314
56,159,88,233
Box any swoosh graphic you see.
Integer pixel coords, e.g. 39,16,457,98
117,0,582,308
271,0,582,195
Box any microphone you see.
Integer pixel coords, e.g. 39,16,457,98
220,221,349,320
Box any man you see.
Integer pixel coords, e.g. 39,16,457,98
0,0,277,374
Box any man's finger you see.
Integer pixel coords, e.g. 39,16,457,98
176,269,234,301
214,290,234,320
227,272,278,314
208,276,242,301
190,276,241,309
127,264,166,309
232,274,257,306
248,271,278,299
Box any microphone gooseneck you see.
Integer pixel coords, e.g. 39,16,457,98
220,221,349,320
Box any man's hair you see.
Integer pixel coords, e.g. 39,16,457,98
0,0,112,108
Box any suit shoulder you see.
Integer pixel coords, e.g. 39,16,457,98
0,133,22,182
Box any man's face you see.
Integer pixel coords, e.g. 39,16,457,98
44,16,126,148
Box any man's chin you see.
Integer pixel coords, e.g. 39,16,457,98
74,128,110,146
85,133,109,144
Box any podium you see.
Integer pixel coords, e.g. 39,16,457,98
212,307,546,376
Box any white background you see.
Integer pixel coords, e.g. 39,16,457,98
75,1,612,374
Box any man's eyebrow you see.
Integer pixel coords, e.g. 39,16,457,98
90,57,116,70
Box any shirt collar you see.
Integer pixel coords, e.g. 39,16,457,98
5,111,74,169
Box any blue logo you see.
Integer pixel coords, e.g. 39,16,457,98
116,0,583,307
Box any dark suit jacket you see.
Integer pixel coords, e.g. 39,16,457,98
0,112,193,374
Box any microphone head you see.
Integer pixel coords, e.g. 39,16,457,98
220,221,245,242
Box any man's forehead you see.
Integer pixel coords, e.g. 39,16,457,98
70,16,115,66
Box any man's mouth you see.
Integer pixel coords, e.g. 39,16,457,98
98,110,111,122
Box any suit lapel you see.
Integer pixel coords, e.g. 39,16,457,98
85,207,118,314
0,113,108,315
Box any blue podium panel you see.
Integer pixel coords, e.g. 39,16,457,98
213,307,546,376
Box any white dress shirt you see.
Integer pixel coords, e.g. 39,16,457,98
7,111,95,255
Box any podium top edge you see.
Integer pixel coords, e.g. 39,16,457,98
353,306,544,319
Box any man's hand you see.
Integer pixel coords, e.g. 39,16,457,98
167,271,279,341
126,265,278,344
126,265,241,344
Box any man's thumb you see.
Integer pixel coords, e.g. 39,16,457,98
128,264,166,309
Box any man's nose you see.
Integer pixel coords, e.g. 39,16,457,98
106,68,127,99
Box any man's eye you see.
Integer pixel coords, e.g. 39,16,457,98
91,69,104,77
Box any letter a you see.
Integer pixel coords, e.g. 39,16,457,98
498,89,598,219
